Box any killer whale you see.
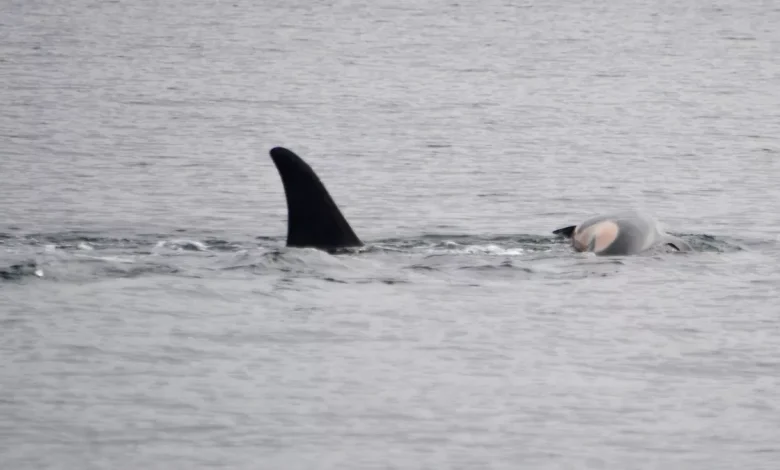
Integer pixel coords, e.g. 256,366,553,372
269,146,363,251
269,146,692,256
552,211,692,256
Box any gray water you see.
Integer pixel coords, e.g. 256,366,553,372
2,0,780,468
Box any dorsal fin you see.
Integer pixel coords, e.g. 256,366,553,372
269,147,363,250
552,225,577,238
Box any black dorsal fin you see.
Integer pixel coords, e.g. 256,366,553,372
269,147,363,250
552,225,577,238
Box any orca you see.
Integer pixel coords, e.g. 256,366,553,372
553,211,692,256
268,146,692,257
269,146,363,251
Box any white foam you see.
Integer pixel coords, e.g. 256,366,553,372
156,239,208,252
428,244,525,256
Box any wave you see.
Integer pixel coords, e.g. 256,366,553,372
0,229,756,284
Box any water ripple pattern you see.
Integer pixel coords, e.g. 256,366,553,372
2,0,780,469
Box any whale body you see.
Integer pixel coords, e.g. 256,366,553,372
268,146,692,257
552,212,691,256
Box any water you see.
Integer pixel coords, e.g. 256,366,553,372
2,0,780,468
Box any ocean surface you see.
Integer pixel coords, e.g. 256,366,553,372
2,0,780,468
